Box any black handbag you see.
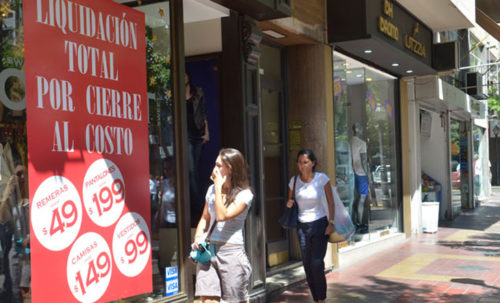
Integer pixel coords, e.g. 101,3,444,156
279,175,298,229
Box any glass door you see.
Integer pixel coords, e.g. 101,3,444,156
260,43,290,269
449,118,469,216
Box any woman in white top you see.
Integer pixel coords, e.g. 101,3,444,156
192,148,253,303
286,149,334,303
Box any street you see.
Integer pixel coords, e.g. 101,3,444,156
272,187,500,303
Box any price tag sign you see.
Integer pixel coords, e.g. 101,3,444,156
31,176,83,251
24,0,150,300
83,159,125,227
67,232,112,302
112,212,150,277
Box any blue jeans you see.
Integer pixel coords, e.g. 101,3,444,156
297,217,328,301
188,137,204,224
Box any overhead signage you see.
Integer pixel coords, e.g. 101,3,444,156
372,0,431,62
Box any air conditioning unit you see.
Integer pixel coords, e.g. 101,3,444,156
466,72,483,97
432,41,458,72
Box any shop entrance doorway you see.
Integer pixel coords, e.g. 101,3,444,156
449,118,470,216
260,43,293,269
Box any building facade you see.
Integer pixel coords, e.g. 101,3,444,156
0,0,496,302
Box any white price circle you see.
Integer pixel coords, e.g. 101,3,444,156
82,159,125,227
67,232,112,303
112,212,150,277
31,176,83,251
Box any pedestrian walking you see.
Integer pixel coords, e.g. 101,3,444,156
192,148,253,303
285,149,335,303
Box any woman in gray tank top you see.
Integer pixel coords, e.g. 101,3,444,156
192,148,254,303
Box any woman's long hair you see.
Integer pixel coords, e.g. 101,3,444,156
185,72,199,99
219,148,250,204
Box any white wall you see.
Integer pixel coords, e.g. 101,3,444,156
420,109,449,219
184,19,222,57
406,80,422,234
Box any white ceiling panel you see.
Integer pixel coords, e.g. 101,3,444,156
396,0,476,31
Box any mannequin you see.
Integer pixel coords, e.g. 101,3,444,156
350,123,370,232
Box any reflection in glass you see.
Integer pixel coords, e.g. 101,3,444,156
333,52,399,243
472,125,486,199
450,119,462,212
0,1,31,302
122,1,178,301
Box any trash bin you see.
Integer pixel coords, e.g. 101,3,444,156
421,202,439,233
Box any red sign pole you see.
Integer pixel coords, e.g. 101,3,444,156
23,0,150,301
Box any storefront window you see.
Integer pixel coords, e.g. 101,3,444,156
0,1,30,301
0,0,177,301
473,125,487,199
450,118,468,213
128,1,179,301
333,52,400,243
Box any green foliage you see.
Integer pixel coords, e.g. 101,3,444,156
146,26,171,95
488,87,500,115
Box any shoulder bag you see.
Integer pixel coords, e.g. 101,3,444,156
279,175,299,229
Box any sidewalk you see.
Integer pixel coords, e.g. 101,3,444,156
271,187,500,303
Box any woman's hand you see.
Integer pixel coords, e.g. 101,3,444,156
210,166,227,189
325,223,335,235
201,133,210,144
286,199,294,208
191,241,202,251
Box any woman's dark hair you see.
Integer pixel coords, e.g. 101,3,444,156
185,71,199,98
219,148,250,204
297,149,317,171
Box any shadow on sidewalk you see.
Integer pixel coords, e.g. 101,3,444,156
273,276,500,302
437,232,500,256
450,278,500,291
326,276,499,303
439,205,500,231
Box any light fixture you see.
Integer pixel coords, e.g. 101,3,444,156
392,63,400,67
262,29,286,39
406,70,413,74
364,49,373,54
356,74,363,78
344,62,350,66
346,70,353,74
366,77,373,82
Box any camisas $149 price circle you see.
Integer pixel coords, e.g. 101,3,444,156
83,158,126,227
31,176,83,251
67,232,113,303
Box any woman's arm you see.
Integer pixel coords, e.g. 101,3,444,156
214,186,248,221
324,181,334,220
202,120,210,143
193,201,211,245
324,181,335,235
286,188,294,208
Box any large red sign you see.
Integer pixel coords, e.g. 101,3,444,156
23,0,150,301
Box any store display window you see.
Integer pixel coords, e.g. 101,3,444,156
123,1,180,300
0,0,179,301
333,52,401,243
0,1,30,301
472,125,488,200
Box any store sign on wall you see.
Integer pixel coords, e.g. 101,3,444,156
377,0,428,59
23,0,150,302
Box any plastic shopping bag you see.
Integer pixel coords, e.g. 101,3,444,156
322,185,356,243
